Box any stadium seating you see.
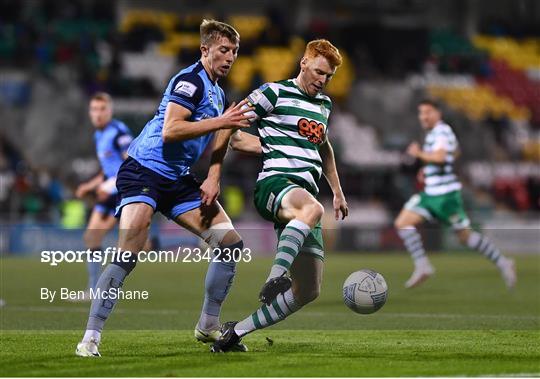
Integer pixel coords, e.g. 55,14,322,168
119,9,355,95
473,36,540,124
427,83,530,121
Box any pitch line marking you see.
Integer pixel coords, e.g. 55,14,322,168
4,306,539,321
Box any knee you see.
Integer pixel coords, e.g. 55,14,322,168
84,228,105,248
394,217,408,230
201,222,240,249
301,201,324,226
294,285,320,306
220,229,241,247
456,229,470,245
123,217,150,231
121,217,150,237
83,230,93,247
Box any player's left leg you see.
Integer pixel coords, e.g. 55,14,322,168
212,253,323,352
455,227,516,288
83,206,117,292
395,193,435,288
172,202,244,341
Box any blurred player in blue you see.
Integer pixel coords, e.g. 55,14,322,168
76,20,252,356
75,92,133,300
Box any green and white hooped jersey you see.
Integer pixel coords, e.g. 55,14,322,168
422,121,462,196
245,79,332,195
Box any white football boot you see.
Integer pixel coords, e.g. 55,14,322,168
194,326,248,352
405,260,435,288
498,257,517,289
76,337,101,357
194,327,221,343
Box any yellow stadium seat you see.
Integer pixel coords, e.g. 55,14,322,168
228,56,256,92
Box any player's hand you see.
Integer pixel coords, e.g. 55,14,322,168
219,100,254,130
333,192,349,220
406,142,421,157
96,186,109,202
416,168,425,185
75,184,89,199
200,177,220,206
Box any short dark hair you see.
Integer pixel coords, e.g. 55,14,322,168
90,92,112,104
418,98,441,110
200,19,240,46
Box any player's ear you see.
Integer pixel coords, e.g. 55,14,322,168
300,56,308,71
200,45,209,58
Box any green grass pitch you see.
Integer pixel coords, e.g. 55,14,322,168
1,253,539,376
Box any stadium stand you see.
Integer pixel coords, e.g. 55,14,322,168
0,0,538,231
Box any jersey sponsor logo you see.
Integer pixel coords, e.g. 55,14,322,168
297,118,325,145
173,81,197,97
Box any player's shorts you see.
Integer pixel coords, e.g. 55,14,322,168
254,175,324,261
94,193,118,216
115,157,202,219
404,190,471,230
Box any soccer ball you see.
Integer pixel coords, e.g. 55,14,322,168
343,269,388,314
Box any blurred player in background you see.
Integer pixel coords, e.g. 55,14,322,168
75,92,133,299
76,19,253,357
211,39,348,352
394,100,516,289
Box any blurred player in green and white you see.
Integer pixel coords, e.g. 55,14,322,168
210,39,348,352
394,99,516,289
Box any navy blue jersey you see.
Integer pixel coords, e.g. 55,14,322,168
127,61,226,179
94,119,133,179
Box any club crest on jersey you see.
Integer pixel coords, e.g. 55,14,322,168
173,81,197,97
298,118,325,145
320,103,330,118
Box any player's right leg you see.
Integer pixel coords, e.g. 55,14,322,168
395,194,434,288
250,176,323,303
76,202,152,357
77,157,159,357
171,201,245,347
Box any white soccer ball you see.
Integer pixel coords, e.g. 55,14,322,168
343,269,388,314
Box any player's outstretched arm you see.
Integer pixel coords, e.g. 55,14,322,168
75,172,104,198
162,101,252,143
320,139,348,220
229,130,262,155
406,142,447,164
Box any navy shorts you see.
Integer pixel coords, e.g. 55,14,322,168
94,193,118,216
115,157,202,219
